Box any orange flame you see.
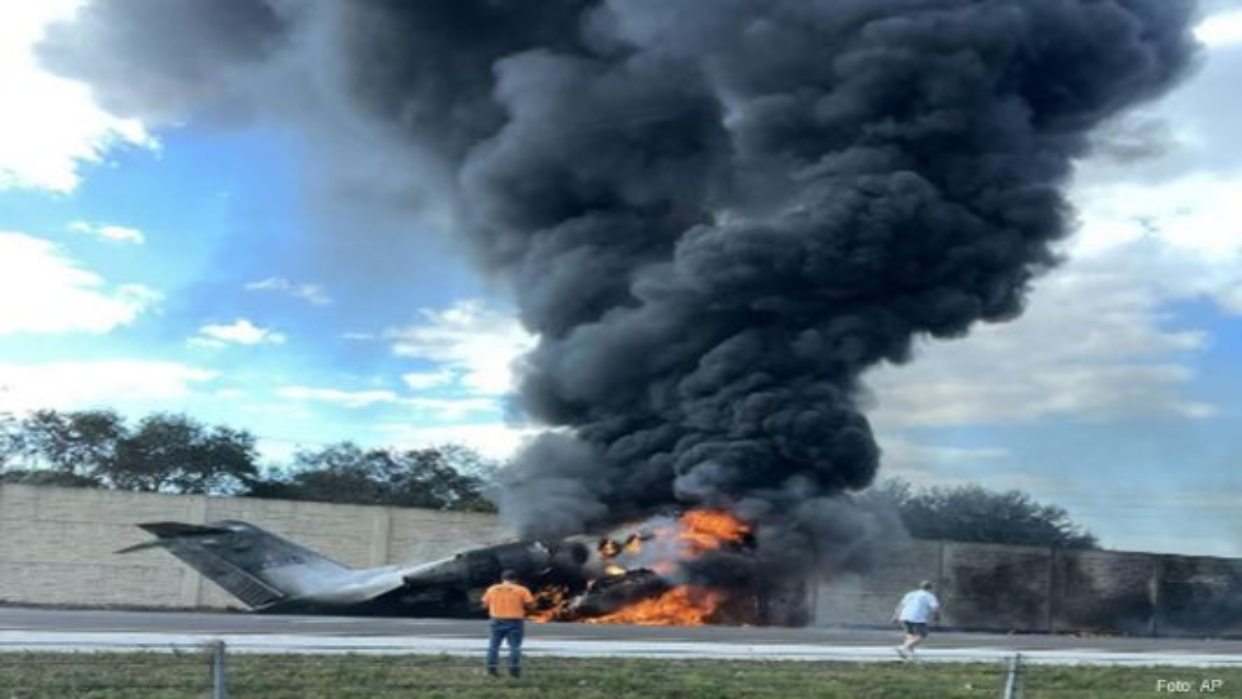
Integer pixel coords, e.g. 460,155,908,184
531,509,753,626
587,509,750,625
622,534,644,554
529,585,570,623
585,586,725,626
677,509,752,554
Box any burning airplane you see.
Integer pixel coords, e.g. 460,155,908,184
57,0,1198,616
122,509,803,625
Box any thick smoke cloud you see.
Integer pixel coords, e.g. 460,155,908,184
42,0,1197,577
38,0,295,125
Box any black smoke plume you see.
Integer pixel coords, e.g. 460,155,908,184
43,1,1199,578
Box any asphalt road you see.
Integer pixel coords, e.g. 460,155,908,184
2,606,1240,655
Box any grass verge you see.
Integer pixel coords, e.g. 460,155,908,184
0,652,1238,698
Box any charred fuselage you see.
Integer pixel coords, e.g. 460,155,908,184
120,518,790,623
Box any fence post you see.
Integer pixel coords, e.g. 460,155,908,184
1149,556,1164,637
1045,548,1057,634
211,640,228,699
1001,652,1021,699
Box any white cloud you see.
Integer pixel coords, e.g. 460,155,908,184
67,219,145,244
245,277,332,306
400,369,456,390
0,360,214,413
406,397,499,421
377,422,538,461
0,1,155,192
0,231,160,335
387,300,536,396
873,436,1061,489
276,386,397,408
867,40,1242,432
238,402,315,421
276,385,496,419
865,239,1216,429
1197,8,1242,48
1072,172,1242,258
191,319,286,347
1071,173,1242,313
880,439,1010,472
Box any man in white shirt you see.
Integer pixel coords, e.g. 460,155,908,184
892,580,940,660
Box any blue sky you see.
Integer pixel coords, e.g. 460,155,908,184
1,1,1239,556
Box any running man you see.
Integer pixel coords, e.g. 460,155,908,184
893,580,940,660
482,569,535,678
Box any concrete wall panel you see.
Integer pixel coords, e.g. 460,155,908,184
1156,555,1242,637
939,542,1052,632
0,485,509,610
2,484,1239,638
388,508,509,564
0,562,185,607
1052,549,1156,635
813,539,941,627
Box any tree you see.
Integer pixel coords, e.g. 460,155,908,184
108,414,259,494
1,408,493,508
0,411,18,471
1,409,123,483
252,442,496,511
0,468,101,488
249,443,395,504
865,478,1098,549
0,409,259,495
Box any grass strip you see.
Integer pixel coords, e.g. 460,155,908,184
0,652,1237,698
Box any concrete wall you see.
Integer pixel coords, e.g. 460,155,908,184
814,540,1242,638
1050,548,1157,635
0,484,508,609
813,539,942,625
2,485,1239,637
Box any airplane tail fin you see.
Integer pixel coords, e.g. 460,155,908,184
120,521,352,609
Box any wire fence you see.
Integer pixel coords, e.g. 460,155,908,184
1,641,1240,698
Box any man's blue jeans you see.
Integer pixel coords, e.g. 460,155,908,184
486,619,525,674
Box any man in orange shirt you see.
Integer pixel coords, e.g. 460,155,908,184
482,569,535,678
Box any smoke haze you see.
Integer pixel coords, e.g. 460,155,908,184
41,0,1199,577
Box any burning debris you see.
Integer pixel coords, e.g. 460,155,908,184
529,508,759,625
585,586,725,626
46,0,1200,622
